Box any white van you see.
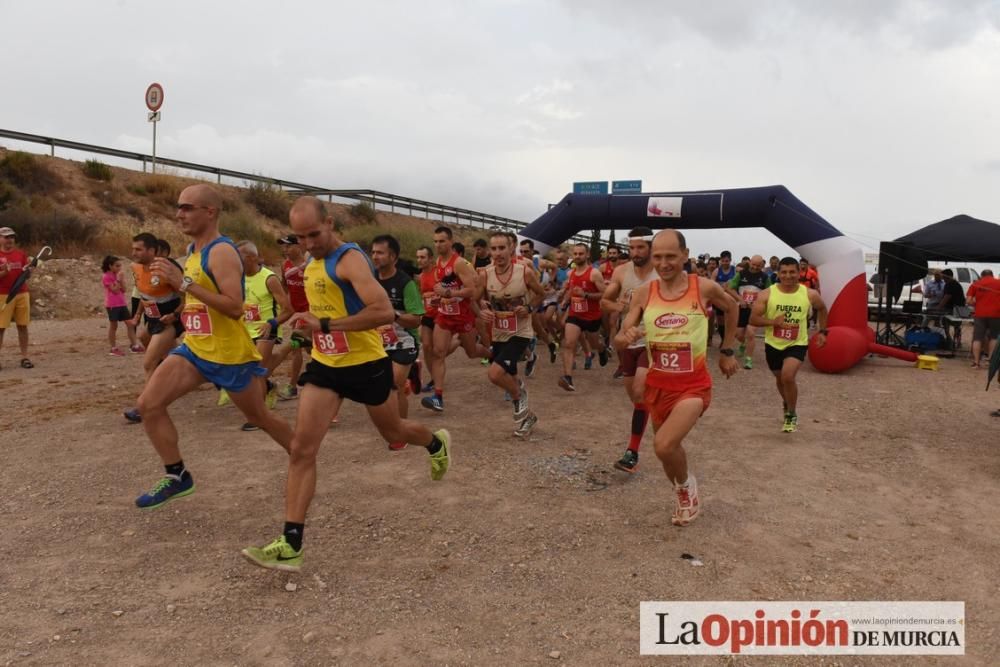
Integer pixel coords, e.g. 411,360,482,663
866,265,980,314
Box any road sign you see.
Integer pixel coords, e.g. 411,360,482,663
145,83,164,112
147,111,161,122
612,180,642,194
573,181,608,196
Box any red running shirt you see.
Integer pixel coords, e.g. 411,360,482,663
567,265,602,321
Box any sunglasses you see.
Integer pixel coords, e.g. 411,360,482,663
176,203,213,212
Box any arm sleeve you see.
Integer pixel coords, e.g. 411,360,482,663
403,279,425,315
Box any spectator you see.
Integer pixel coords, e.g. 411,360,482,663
101,255,140,356
967,269,1000,368
937,269,966,314
916,269,945,312
0,226,33,369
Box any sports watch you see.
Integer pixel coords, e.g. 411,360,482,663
720,348,736,357
179,276,194,292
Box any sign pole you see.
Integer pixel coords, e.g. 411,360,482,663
145,82,165,175
152,118,157,174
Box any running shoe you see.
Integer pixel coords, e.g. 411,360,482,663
512,384,529,420
265,386,278,409
737,341,746,359
421,395,444,412
598,348,609,367
782,413,798,433
388,441,407,451
123,408,142,424
429,429,451,481
513,411,538,438
241,535,303,572
277,384,298,401
421,380,435,394
129,344,145,354
480,358,490,366
612,366,624,380
135,473,195,510
548,341,558,363
525,352,538,378
614,449,639,473
109,347,125,357
217,390,232,407
743,357,753,370
584,354,594,370
241,422,261,432
671,474,700,526
558,375,576,392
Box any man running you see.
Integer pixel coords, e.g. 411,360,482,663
123,233,186,424
371,233,425,450
725,254,770,369
242,196,451,572
711,250,736,346
275,234,310,400
751,257,828,432
558,243,607,390
0,227,34,370
478,231,545,437
133,184,293,509
601,227,658,473
617,229,739,526
421,226,490,412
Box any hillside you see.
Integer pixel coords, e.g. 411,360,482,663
0,147,497,319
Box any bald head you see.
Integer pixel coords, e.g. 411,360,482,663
749,254,765,273
290,196,328,224
182,184,223,211
652,228,686,251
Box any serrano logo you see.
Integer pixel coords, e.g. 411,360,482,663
655,314,688,328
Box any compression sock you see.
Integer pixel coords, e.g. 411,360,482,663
426,434,443,455
628,403,649,453
283,522,305,551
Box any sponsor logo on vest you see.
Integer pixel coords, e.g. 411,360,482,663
655,313,689,328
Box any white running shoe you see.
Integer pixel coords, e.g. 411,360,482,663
513,411,538,438
671,474,700,526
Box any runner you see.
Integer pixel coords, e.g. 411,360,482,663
420,226,490,413
122,233,186,423
235,240,293,430
471,238,492,269
478,231,545,437
601,227,658,473
616,229,739,526
371,233,425,450
710,250,736,347
0,227,34,369
132,185,293,509
416,245,439,393
275,234,310,400
724,254,770,369
558,243,608,391
242,196,451,572
750,257,828,433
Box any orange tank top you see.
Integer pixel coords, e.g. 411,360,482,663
643,275,712,392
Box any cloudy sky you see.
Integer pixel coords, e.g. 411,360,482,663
2,0,998,258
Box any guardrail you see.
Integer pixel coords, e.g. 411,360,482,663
0,128,592,244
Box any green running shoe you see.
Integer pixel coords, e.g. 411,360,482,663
782,413,797,433
737,341,746,358
241,535,303,572
217,389,231,407
265,385,278,410
744,356,753,370
430,429,452,481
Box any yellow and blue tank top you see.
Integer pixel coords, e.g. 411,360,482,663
304,243,387,368
643,275,712,392
243,266,277,339
764,284,811,350
180,236,261,365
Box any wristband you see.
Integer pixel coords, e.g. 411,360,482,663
320,317,331,334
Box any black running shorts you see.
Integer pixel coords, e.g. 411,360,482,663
765,344,808,372
490,336,531,376
299,356,393,406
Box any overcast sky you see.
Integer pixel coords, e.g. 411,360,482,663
2,0,998,259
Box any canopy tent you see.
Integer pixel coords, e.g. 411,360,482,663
893,214,1000,262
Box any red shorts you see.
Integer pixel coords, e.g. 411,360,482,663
620,346,649,378
435,315,475,334
643,384,712,427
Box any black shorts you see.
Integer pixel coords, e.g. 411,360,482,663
299,356,393,406
491,336,532,375
421,315,436,330
107,306,131,322
566,316,601,333
387,347,419,366
130,297,141,319
737,307,752,328
765,344,808,372
147,317,184,338
973,317,1000,342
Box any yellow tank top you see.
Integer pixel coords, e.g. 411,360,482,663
764,284,811,350
485,263,534,341
642,275,712,391
305,243,387,368
180,236,261,365
243,267,277,339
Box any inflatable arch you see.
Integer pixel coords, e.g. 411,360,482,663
518,186,917,372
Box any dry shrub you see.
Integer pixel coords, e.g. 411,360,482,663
244,181,290,221
141,174,182,208
0,151,63,194
82,159,113,182
349,201,378,224
0,203,98,250
220,211,278,259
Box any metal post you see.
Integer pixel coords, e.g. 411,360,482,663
50,141,54,157
217,171,221,184
151,119,157,175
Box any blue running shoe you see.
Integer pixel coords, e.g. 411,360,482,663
135,473,195,510
421,380,435,394
421,395,444,412
584,354,594,370
123,408,142,424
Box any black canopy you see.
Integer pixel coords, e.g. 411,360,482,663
893,214,1000,262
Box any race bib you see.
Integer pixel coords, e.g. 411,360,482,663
571,296,587,313
142,301,161,319
650,341,694,373
773,323,800,341
180,304,212,336
439,298,461,316
422,293,439,311
313,330,350,356
741,289,759,304
492,311,517,335
243,303,261,322
377,325,399,347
